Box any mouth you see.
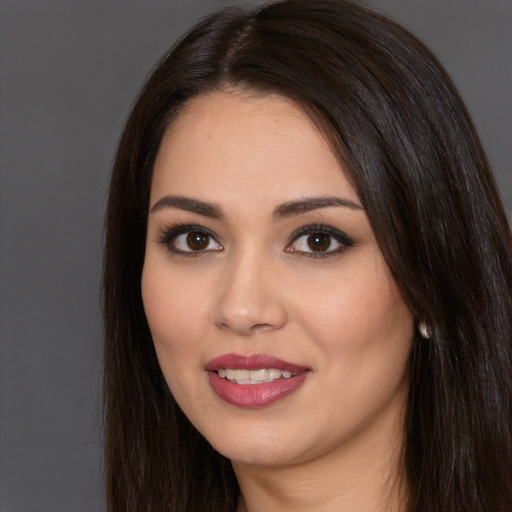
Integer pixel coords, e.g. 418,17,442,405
217,367,298,384
205,354,311,408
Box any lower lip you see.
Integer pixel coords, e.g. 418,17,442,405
207,371,310,408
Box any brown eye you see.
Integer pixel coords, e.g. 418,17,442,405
285,225,353,258
161,226,223,254
166,226,223,254
307,233,331,252
186,232,210,250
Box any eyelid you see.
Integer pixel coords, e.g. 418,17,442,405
157,223,223,255
286,223,354,257
156,221,353,258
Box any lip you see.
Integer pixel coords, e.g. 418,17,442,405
205,353,311,408
205,353,310,373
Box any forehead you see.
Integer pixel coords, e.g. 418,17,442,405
151,90,359,206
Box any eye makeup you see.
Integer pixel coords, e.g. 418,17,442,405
157,222,222,256
285,223,355,259
156,220,354,259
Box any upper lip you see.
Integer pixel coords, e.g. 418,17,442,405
205,353,310,373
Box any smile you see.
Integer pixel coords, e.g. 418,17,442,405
217,368,297,384
206,354,311,407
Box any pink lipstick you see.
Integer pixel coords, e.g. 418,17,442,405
205,354,311,408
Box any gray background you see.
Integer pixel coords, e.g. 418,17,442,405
1,1,510,511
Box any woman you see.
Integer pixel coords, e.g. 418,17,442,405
103,1,512,510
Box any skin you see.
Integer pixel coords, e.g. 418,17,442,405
142,90,414,511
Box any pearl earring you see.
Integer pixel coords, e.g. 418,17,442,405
418,321,432,339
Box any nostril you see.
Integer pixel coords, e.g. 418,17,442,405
250,323,278,332
212,304,288,336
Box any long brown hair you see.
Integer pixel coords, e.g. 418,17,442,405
103,1,512,510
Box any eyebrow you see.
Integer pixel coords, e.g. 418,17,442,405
150,194,363,219
272,196,363,218
150,195,225,219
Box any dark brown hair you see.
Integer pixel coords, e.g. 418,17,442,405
103,1,512,510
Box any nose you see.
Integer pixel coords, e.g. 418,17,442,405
211,251,288,336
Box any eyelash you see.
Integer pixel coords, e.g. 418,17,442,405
157,222,354,258
157,223,221,257
286,223,354,259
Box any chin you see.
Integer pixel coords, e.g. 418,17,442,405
214,438,300,467
198,417,321,468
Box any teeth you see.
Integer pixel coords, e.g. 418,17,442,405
268,368,281,380
217,368,298,384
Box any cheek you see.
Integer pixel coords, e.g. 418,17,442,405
141,264,211,417
289,268,413,444
292,261,413,372
141,260,209,371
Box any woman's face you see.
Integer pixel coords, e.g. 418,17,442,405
142,91,414,468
